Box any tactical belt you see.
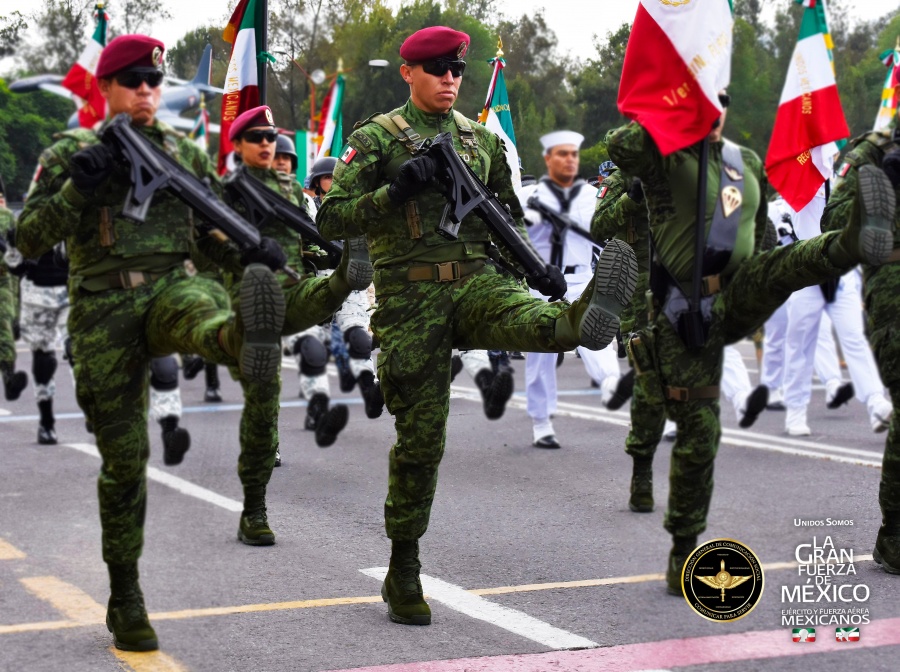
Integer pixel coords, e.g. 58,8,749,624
665,385,720,402
404,259,485,282
85,270,170,292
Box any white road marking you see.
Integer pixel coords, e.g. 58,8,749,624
360,567,598,650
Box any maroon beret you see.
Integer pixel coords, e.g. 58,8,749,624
400,26,470,62
96,34,165,79
229,105,276,141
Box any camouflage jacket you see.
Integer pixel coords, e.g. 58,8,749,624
0,207,14,284
317,98,527,269
18,118,227,292
591,169,651,274
606,122,767,284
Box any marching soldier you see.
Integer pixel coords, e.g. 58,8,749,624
318,25,637,626
0,191,28,401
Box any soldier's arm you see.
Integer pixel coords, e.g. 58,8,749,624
317,128,388,240
591,172,640,242
821,144,875,234
17,142,83,259
606,123,657,180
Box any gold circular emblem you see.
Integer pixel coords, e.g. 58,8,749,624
151,46,163,66
457,41,467,59
264,108,274,125
680,538,764,623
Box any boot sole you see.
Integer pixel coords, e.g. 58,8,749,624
315,404,349,447
580,240,638,350
484,370,514,420
237,529,276,546
629,500,654,513
162,428,191,466
858,165,896,266
873,546,900,574
106,615,159,651
381,582,432,625
239,265,286,384
347,236,374,290
739,385,769,428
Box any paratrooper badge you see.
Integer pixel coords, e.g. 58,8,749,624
265,108,275,125
457,42,467,59
152,46,163,67
721,185,743,218
723,165,743,181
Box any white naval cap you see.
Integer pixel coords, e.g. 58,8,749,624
539,130,585,154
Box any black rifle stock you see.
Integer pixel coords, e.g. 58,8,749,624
419,132,549,282
101,114,300,280
223,165,343,261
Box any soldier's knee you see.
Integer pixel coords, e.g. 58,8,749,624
96,421,150,481
295,336,328,376
345,326,372,360
32,349,58,385
149,356,180,391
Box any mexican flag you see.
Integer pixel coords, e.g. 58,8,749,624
874,40,900,131
478,57,521,190
765,0,849,212
315,74,345,160
190,98,209,152
61,4,109,128
219,0,266,173
617,0,733,156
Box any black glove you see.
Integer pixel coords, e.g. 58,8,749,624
626,177,644,203
527,265,567,302
387,155,436,204
883,148,900,189
70,143,114,194
240,236,288,272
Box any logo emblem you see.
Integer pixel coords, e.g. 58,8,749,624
457,41,467,59
835,627,860,642
151,46,163,67
264,108,274,125
679,538,764,622
721,185,743,218
792,628,816,643
724,165,743,181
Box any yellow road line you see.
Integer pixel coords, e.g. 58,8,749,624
0,538,26,560
20,576,105,624
151,594,383,621
111,648,188,672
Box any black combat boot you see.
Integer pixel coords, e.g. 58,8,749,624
315,402,349,447
238,486,275,546
160,415,190,466
382,540,431,625
450,354,463,383
629,457,654,513
666,535,697,595
305,392,328,430
204,363,222,402
475,368,514,420
106,563,158,651
336,354,357,393
606,369,635,411
181,355,204,380
874,512,900,574
358,370,384,419
1,362,27,401
37,399,57,445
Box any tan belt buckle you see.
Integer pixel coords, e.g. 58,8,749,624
435,261,460,282
666,386,689,402
702,274,721,296
120,271,147,288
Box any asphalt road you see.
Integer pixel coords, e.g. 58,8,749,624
1,341,897,672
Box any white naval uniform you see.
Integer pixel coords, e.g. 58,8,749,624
518,177,616,440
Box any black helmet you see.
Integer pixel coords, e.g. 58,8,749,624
309,156,338,193
275,134,298,172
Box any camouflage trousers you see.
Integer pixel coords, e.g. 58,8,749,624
0,279,16,366
638,234,846,539
69,269,236,564
372,262,584,541
864,264,900,521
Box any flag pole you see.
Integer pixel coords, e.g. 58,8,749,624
479,36,504,124
258,0,268,104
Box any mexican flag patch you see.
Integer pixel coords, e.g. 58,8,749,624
837,162,851,177
340,146,357,164
598,185,609,199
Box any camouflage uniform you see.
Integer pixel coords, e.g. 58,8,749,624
607,121,856,587
17,119,251,566
0,207,17,370
821,129,900,572
318,99,631,542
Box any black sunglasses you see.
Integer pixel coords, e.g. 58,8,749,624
418,58,466,78
114,70,164,89
242,129,278,144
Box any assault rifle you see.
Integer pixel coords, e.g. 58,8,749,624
418,132,549,284
525,194,597,266
101,113,300,280
223,164,343,261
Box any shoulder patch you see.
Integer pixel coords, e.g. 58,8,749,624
837,162,852,177
598,185,609,199
340,145,358,165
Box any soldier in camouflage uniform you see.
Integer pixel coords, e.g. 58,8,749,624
821,126,900,575
606,97,895,595
318,26,638,626
17,35,287,651
0,194,28,401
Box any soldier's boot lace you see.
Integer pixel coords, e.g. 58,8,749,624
629,458,654,513
555,240,638,350
37,399,57,445
160,415,190,466
238,488,275,546
1,361,27,401
666,535,697,596
874,514,900,574
346,235,374,290
106,563,158,651
358,371,385,419
204,363,222,402
829,164,895,267
475,368,514,420
223,264,285,384
382,540,431,625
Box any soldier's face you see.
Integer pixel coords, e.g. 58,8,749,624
401,63,460,114
544,145,580,186
98,75,161,126
273,153,293,174
234,126,276,170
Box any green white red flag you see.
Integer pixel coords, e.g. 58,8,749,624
314,74,345,160
190,97,209,152
478,56,521,190
219,0,266,173
61,4,109,128
874,39,900,131
765,0,849,211
617,0,733,156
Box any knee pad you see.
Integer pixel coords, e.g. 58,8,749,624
32,349,58,386
150,356,180,391
296,336,328,376
344,326,372,360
